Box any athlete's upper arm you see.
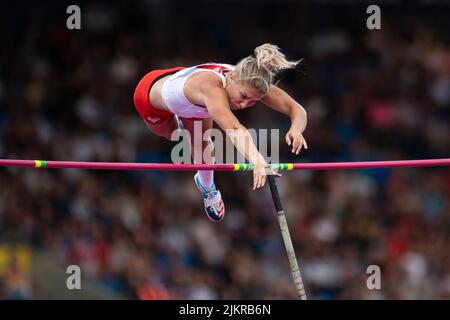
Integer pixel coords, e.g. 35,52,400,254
261,85,296,116
201,82,242,131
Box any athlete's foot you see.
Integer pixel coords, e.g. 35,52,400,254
194,173,225,222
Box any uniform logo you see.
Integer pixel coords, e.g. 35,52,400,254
197,64,228,75
147,116,161,124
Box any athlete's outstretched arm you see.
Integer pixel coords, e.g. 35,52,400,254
261,85,308,155
201,82,269,190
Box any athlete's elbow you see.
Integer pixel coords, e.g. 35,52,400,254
300,103,307,115
226,122,242,131
212,113,241,132
224,125,247,142
290,102,307,118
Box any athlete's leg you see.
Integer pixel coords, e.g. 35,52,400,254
134,69,182,141
144,116,180,141
181,117,224,222
180,118,214,188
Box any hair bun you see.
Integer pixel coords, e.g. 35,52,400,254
254,43,300,74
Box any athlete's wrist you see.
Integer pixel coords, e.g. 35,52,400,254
252,155,268,166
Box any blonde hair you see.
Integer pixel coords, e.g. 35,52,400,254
233,43,301,94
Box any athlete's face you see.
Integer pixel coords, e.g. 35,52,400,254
225,73,265,110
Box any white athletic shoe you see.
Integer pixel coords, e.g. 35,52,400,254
194,173,225,222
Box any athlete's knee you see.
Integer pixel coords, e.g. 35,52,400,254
146,118,178,140
147,125,170,139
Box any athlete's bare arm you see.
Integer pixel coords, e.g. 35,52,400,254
194,73,269,189
261,85,308,154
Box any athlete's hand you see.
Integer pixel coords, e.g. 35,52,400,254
253,162,282,190
253,162,268,190
285,128,308,155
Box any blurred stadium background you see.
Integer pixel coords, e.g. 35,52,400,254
0,0,450,299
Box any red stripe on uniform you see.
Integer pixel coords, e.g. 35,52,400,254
196,64,229,75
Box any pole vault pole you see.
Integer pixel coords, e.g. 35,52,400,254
267,175,307,300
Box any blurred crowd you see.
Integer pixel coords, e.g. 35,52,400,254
0,1,449,299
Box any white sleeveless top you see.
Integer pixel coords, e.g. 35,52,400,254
161,63,234,119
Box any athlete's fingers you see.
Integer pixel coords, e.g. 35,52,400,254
255,170,262,190
292,135,300,153
295,137,303,154
260,174,267,188
274,172,282,177
257,170,266,188
285,134,292,146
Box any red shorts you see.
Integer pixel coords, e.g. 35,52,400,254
133,67,185,125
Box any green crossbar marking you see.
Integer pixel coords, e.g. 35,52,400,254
235,164,295,171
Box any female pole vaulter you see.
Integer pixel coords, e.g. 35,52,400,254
133,43,308,222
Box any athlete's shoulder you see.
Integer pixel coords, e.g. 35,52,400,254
194,62,235,72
